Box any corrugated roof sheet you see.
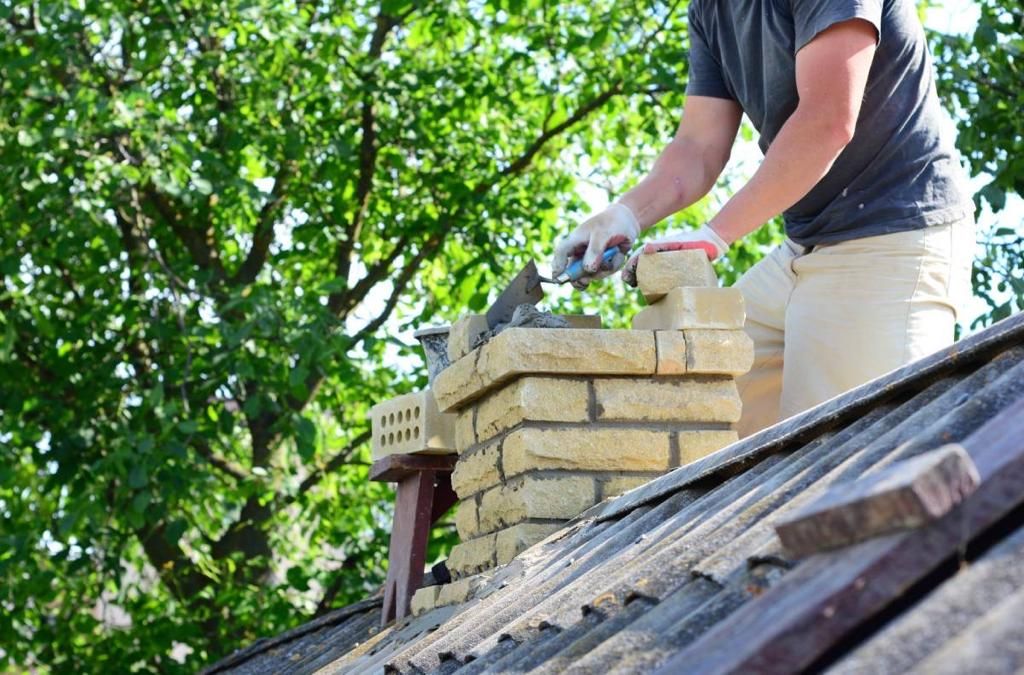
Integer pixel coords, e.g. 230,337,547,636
209,312,1024,675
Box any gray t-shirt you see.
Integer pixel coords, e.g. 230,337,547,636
687,0,972,246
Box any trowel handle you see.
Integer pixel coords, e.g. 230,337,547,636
561,247,620,283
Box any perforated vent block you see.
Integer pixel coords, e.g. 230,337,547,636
370,389,457,460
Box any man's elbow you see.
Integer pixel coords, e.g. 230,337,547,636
828,114,857,149
798,104,858,152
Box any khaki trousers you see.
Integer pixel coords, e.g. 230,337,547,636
735,219,975,438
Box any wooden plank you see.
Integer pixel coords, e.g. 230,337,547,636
377,464,458,626
369,452,457,482
654,394,1024,675
598,312,1024,524
774,444,980,558
430,472,457,522
380,471,438,626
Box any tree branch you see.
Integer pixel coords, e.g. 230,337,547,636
135,521,211,601
143,185,226,281
289,429,372,502
473,81,624,196
192,437,251,482
229,160,296,286
330,9,402,307
350,234,444,346
327,233,410,316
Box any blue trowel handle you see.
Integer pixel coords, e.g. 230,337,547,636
561,246,620,283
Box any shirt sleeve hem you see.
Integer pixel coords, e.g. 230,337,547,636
685,83,736,101
795,11,881,53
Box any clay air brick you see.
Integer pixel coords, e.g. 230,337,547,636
495,523,563,566
473,377,589,444
450,441,502,498
447,532,497,579
454,499,480,540
434,328,657,412
636,249,718,302
477,475,598,534
447,314,490,363
501,427,673,478
684,329,755,376
632,287,746,331
410,585,440,616
593,377,742,423
369,389,455,461
655,331,688,375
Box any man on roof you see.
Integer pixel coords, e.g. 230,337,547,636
552,0,974,437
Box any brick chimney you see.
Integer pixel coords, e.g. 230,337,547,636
412,250,753,614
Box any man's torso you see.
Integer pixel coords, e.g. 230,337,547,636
688,0,972,245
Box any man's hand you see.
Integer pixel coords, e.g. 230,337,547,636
621,224,730,286
551,203,640,288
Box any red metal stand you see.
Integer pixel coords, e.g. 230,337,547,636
370,453,458,626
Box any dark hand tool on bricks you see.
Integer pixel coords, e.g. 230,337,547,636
485,247,620,328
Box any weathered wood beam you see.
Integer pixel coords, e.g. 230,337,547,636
369,453,458,483
654,393,1024,675
774,444,980,558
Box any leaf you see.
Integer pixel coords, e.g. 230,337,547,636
295,416,317,461
131,491,151,513
128,465,148,489
177,420,199,434
17,128,42,147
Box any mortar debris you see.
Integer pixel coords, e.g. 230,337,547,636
471,304,570,351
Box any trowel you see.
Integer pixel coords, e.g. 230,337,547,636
485,247,620,328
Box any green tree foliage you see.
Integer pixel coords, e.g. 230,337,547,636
931,0,1024,326
1,0,766,670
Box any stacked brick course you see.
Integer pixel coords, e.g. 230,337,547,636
408,249,753,615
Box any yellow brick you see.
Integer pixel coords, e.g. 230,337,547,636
496,523,563,566
454,409,476,453
684,330,755,376
594,377,742,423
410,585,440,616
502,428,672,478
480,328,656,382
435,573,490,607
474,377,589,444
454,499,479,540
434,329,657,412
636,249,718,302
477,475,597,533
451,441,501,498
632,287,745,331
433,349,487,413
655,331,688,375
447,314,489,363
447,533,497,579
601,475,658,499
678,430,740,466
369,389,456,460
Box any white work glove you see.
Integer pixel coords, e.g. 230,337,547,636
551,203,641,289
621,224,730,287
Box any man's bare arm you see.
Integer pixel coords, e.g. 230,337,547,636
552,95,741,279
709,19,878,244
620,95,742,230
